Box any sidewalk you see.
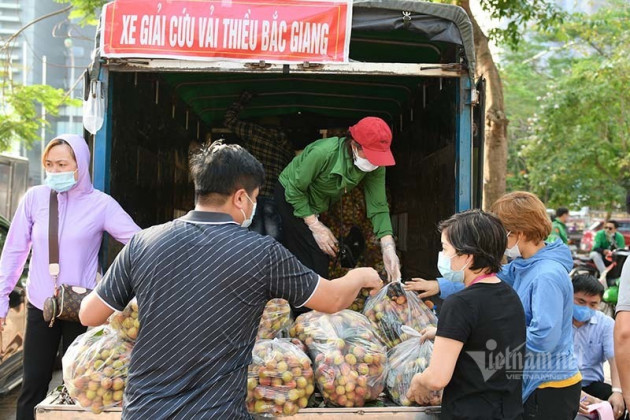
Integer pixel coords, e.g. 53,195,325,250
0,370,63,420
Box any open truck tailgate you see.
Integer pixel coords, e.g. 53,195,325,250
36,392,440,419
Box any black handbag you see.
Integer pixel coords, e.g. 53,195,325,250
339,225,366,268
336,197,365,268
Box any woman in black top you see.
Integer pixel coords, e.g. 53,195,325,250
407,210,526,420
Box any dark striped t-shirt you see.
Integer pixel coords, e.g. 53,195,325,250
95,211,319,419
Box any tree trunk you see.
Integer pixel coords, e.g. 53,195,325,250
459,0,509,210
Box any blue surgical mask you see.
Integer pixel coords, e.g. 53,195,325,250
573,304,595,323
240,193,257,228
44,170,77,193
437,251,469,283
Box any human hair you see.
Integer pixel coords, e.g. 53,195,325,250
572,273,604,298
189,141,264,205
438,209,507,274
343,131,358,156
490,191,552,243
606,220,619,229
556,207,569,218
41,138,76,166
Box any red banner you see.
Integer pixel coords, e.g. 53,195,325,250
100,0,352,63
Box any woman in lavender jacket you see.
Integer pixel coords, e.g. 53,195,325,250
0,134,140,420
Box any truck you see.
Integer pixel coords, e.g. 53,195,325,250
0,154,29,222
36,0,483,417
0,154,28,395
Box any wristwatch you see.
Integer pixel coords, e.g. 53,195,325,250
612,387,623,394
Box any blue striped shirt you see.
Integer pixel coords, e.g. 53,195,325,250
96,211,319,419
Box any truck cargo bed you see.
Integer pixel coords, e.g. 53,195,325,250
36,392,441,419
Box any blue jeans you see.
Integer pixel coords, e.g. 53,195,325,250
250,196,283,241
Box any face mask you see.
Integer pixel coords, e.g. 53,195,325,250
505,233,522,259
352,147,378,172
573,304,595,323
44,170,77,193
437,251,469,283
240,193,257,228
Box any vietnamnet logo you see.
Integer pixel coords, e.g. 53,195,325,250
466,340,577,382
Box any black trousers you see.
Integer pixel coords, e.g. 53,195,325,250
275,182,329,316
274,182,330,278
583,381,612,401
250,195,283,241
16,303,86,420
523,381,581,420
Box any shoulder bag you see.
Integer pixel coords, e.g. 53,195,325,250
43,190,91,327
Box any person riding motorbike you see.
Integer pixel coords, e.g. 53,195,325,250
590,220,626,275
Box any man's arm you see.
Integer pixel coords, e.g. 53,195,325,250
615,312,630,408
617,232,626,249
80,292,116,326
304,267,382,313
608,356,625,417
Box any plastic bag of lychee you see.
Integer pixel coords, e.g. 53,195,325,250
246,338,315,416
108,298,140,343
62,326,133,414
386,328,441,406
349,288,371,312
363,282,437,348
257,299,292,340
290,310,388,407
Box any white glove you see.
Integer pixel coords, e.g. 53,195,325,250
306,218,338,257
381,237,401,282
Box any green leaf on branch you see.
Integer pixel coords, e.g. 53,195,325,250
0,84,81,151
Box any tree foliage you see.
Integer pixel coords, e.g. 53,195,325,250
54,0,107,26
0,2,83,152
502,0,630,210
474,0,564,48
0,83,77,151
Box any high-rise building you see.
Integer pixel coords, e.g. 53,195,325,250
1,0,96,185
555,0,606,14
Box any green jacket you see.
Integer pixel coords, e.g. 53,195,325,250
279,137,393,239
547,220,568,244
593,229,626,252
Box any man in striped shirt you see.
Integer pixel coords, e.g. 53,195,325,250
79,142,382,419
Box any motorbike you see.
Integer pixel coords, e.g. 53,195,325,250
571,248,630,318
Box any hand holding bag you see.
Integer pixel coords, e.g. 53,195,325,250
42,190,91,327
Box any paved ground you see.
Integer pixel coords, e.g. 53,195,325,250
0,370,62,420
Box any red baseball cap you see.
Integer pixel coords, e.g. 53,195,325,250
348,117,395,166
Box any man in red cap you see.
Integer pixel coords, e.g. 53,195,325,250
276,116,401,313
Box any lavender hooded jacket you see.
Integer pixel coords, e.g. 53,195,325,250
0,134,140,317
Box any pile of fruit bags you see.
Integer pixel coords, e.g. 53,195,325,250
290,310,388,407
246,338,315,416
